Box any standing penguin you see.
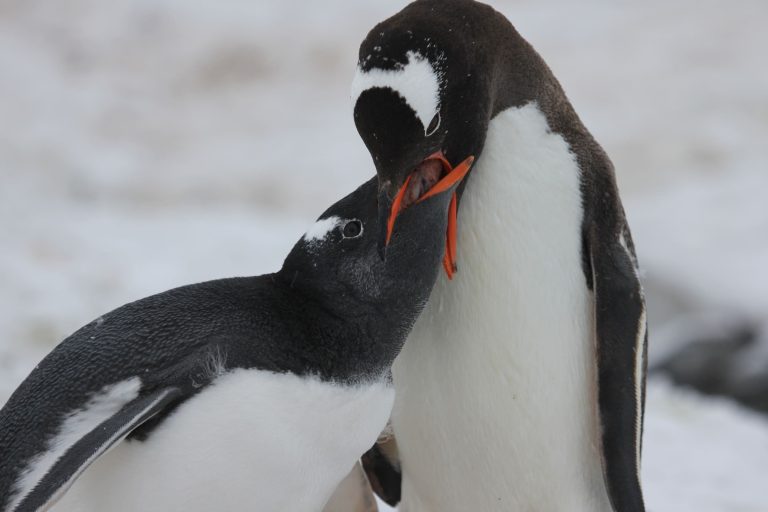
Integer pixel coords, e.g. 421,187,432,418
0,171,471,512
350,1,647,511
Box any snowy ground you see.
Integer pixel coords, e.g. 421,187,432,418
1,1,767,510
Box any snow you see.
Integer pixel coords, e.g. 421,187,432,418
1,0,767,510
642,380,768,512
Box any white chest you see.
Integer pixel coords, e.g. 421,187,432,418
392,104,611,512
54,370,394,512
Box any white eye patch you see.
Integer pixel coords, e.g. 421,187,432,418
351,51,441,134
303,216,343,242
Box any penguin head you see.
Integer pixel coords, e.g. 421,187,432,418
279,175,462,318
351,0,506,267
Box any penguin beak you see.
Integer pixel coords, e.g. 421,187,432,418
377,189,394,261
378,152,474,279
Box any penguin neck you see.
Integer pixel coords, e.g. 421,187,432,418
271,271,411,382
481,22,595,152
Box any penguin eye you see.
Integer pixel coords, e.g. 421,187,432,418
342,220,363,239
425,111,441,136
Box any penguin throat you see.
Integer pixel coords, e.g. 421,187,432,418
385,152,474,280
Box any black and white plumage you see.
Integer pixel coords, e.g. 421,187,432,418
0,176,460,512
350,1,648,511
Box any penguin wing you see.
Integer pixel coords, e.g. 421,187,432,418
359,430,402,507
5,386,183,512
589,219,647,512
0,277,274,512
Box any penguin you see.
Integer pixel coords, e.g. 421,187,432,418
0,171,471,512
349,1,648,511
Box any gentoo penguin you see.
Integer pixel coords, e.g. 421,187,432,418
0,172,471,512
349,1,648,511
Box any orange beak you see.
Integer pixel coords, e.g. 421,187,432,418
385,152,475,280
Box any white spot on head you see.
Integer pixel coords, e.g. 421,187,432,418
303,216,342,242
351,51,442,134
9,378,142,511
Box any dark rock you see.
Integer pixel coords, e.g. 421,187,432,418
652,316,768,414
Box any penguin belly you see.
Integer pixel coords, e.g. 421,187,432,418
391,104,612,512
54,369,394,512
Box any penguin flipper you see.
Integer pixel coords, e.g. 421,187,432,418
589,221,647,512
360,433,401,507
9,387,182,512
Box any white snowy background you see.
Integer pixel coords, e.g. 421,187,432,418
1,1,767,510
